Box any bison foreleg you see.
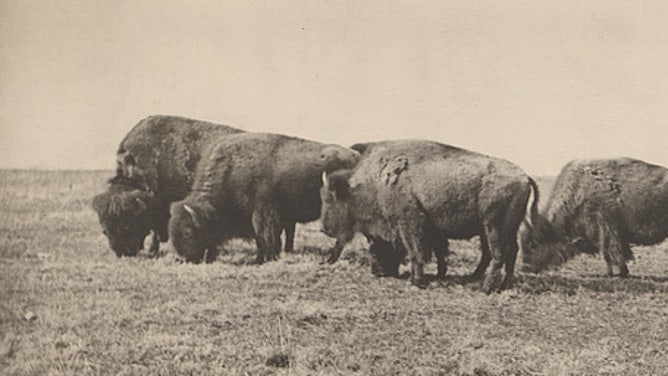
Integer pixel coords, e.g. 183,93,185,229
148,231,160,255
252,208,282,263
369,239,402,277
283,221,296,253
325,240,345,264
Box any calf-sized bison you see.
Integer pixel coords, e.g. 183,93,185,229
520,158,668,277
92,116,298,256
320,140,538,293
168,133,360,263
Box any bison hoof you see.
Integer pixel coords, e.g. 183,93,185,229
411,278,429,289
371,268,398,278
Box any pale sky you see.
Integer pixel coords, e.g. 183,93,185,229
1,0,667,175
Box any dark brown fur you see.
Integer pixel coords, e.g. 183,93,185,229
92,115,256,256
168,133,360,263
321,140,538,293
520,158,668,276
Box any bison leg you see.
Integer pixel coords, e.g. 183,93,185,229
481,227,508,294
325,240,346,264
283,221,296,253
603,254,614,277
619,263,629,278
369,239,402,277
602,250,629,277
155,206,170,243
252,207,282,263
470,235,492,281
501,239,519,290
435,241,448,280
148,231,160,255
398,225,428,288
425,231,448,279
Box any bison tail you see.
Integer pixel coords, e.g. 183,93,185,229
524,177,540,229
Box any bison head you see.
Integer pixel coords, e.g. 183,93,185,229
168,200,217,263
519,214,591,273
92,180,155,257
320,171,356,244
320,145,361,173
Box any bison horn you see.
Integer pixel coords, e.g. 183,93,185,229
183,204,201,227
322,172,329,189
135,197,146,211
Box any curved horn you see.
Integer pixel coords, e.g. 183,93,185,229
183,204,201,228
322,172,329,189
184,204,196,218
135,197,147,211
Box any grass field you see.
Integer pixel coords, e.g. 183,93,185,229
1,170,668,375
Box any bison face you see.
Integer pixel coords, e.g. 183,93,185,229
519,215,589,273
92,185,155,257
320,146,361,173
168,202,209,263
320,171,355,244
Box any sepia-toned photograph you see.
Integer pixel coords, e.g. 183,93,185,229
2,1,668,374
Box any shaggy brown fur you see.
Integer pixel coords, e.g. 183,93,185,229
168,133,360,263
321,140,538,293
92,115,262,257
520,158,668,277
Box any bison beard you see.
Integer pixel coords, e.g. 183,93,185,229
169,200,222,263
91,179,156,257
369,239,406,278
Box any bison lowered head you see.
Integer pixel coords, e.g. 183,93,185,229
519,213,591,273
92,180,156,257
168,200,218,263
320,170,356,244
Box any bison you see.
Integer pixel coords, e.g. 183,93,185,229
320,140,538,293
520,158,668,277
168,132,360,263
91,115,295,256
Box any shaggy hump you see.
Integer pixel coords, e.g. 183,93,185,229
92,186,153,218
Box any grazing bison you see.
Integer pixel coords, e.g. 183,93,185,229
320,140,538,293
520,158,668,277
92,116,300,256
168,133,360,263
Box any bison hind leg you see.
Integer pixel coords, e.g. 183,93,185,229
469,235,492,281
598,222,632,278
481,228,518,294
424,229,448,279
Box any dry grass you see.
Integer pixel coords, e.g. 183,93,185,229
1,170,668,375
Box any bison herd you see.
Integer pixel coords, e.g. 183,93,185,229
93,115,668,293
